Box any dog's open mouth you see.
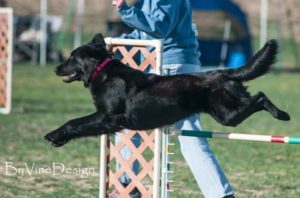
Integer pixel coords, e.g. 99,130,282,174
62,72,81,83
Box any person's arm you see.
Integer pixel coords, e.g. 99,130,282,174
111,0,141,39
118,29,141,39
118,0,178,38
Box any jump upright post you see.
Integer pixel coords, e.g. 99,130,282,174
0,8,13,114
99,38,169,198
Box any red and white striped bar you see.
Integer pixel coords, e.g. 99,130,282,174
180,130,300,144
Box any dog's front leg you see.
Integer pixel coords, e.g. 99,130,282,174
44,112,120,147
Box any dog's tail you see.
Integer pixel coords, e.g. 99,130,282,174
226,39,278,81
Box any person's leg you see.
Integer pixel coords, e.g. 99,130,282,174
175,116,234,198
165,64,234,197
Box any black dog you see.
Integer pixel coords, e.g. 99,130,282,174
45,33,290,147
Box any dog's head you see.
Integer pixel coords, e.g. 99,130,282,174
55,33,112,87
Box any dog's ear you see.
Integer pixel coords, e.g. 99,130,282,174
89,33,106,47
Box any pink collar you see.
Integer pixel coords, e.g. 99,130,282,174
91,57,112,79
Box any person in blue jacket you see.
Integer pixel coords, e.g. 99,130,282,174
112,0,235,197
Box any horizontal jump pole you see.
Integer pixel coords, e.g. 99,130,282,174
180,130,300,144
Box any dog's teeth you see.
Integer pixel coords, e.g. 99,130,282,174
70,73,76,77
63,72,76,81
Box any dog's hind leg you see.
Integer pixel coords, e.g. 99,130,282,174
211,92,290,127
254,92,290,121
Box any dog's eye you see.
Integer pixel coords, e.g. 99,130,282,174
70,56,76,62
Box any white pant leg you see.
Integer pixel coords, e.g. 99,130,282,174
166,64,234,198
175,115,234,198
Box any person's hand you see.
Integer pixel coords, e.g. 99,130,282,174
112,0,126,10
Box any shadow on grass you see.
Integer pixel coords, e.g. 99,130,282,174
272,67,300,73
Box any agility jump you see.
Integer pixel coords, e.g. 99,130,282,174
99,38,164,198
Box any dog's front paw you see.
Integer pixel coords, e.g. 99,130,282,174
44,131,69,147
277,110,291,121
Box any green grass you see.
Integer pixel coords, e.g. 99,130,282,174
1,63,300,197
0,64,98,197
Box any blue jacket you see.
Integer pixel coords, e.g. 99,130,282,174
118,0,200,65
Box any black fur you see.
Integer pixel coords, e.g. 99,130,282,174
45,33,290,147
